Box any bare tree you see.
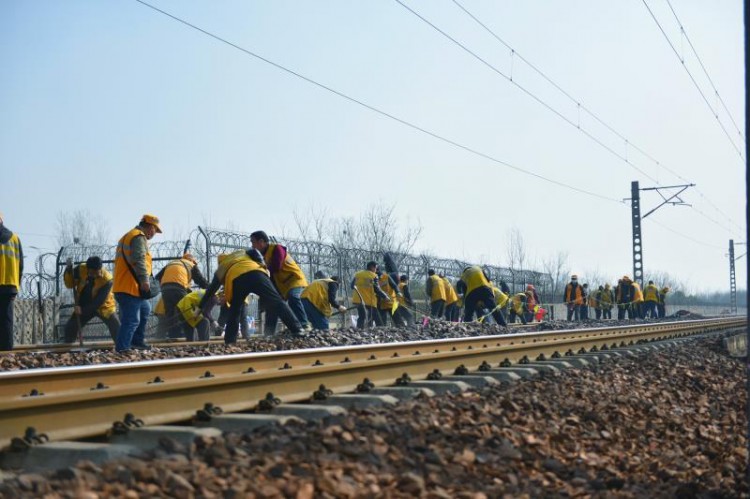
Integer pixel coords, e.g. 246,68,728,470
505,227,528,291
291,204,329,243
55,209,110,247
541,251,569,303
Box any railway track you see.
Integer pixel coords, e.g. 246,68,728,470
0,317,744,466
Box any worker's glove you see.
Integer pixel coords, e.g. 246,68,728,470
246,248,265,264
338,305,347,313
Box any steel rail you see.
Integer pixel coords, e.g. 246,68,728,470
0,317,744,450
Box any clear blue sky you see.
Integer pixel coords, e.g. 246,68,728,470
1,0,745,292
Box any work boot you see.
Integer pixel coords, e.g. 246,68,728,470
131,343,152,351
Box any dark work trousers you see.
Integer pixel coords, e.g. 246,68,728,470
567,304,580,321
64,312,120,342
603,307,612,319
356,304,383,329
161,285,188,339
643,301,658,318
617,304,627,320
580,305,589,320
444,303,458,322
430,300,445,319
218,302,249,338
657,303,666,318
232,272,300,342
265,286,308,332
595,308,602,320
181,316,210,341
0,293,16,351
463,287,506,326
393,306,413,327
524,311,534,324
508,309,527,325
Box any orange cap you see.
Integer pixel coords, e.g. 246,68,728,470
140,214,162,233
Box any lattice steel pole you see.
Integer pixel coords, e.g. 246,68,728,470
631,181,644,287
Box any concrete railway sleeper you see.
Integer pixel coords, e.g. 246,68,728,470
0,317,744,472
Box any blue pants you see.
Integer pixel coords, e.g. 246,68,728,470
115,293,151,351
302,298,329,331
267,286,308,330
644,301,658,318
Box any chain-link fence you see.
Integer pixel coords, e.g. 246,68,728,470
14,226,552,344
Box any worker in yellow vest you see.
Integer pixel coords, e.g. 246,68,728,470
377,271,401,326
351,261,389,329
600,283,615,319
456,266,506,326
425,269,446,318
63,256,119,342
643,280,660,319
155,253,209,339
199,249,302,343
176,289,219,341
441,274,460,322
113,214,162,352
301,274,346,331
250,231,309,332
0,213,23,351
508,292,528,324
492,286,509,324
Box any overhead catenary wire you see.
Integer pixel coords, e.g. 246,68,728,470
448,0,746,235
665,0,745,143
641,0,745,162
393,0,660,185
131,0,621,204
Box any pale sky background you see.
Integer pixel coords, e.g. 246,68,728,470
1,0,746,293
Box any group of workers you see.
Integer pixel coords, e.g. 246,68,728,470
563,274,670,321
0,212,675,352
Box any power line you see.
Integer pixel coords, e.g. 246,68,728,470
641,0,745,161
665,0,745,143
131,0,622,204
644,217,724,250
448,0,746,235
393,0,660,185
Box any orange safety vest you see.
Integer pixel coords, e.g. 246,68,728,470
160,258,195,289
564,282,583,305
264,244,308,299
113,228,152,297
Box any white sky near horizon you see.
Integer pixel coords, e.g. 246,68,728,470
1,0,746,294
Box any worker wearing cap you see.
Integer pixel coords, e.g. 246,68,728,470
442,275,460,322
200,249,302,342
155,253,209,339
643,280,660,318
63,256,119,342
425,269,446,318
0,213,23,351
457,266,506,326
563,275,583,321
250,231,309,331
113,214,162,352
525,284,540,323
301,274,346,331
600,283,615,319
351,261,389,328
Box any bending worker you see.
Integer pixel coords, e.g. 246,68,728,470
250,231,309,332
396,275,415,326
457,266,507,326
176,289,219,341
442,274,460,322
377,270,400,326
155,253,209,339
199,249,302,343
301,274,346,331
351,261,389,329
63,256,119,342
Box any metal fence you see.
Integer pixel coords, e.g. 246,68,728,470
14,226,553,344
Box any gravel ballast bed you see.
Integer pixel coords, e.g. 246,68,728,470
0,334,745,497
0,315,726,372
